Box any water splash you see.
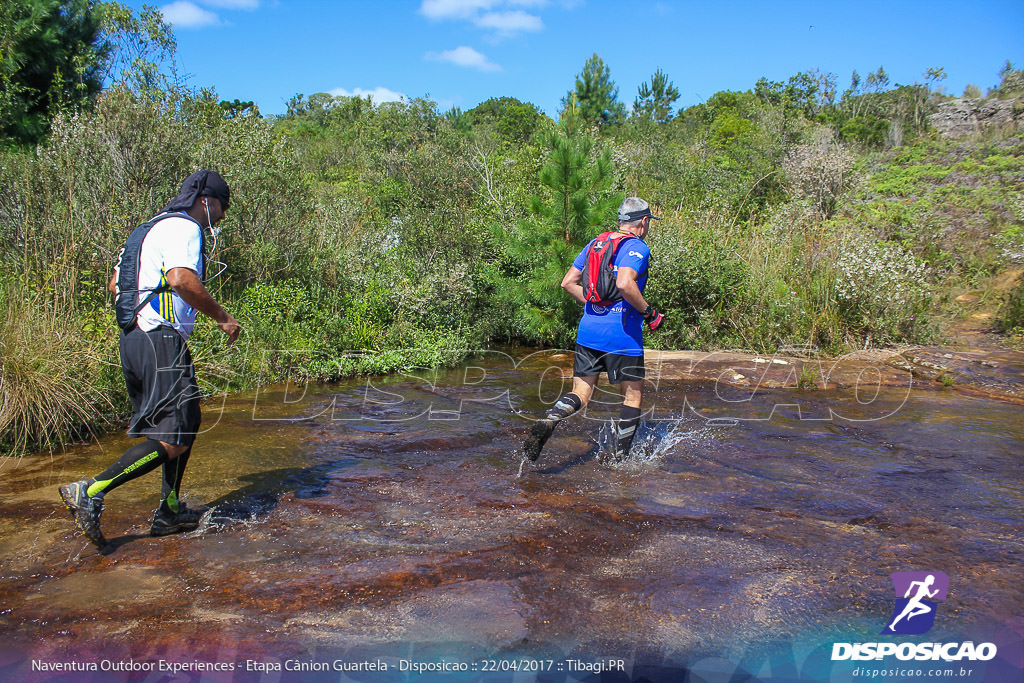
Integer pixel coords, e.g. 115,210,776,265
184,503,266,537
599,413,718,472
515,456,529,478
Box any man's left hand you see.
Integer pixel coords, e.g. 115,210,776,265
643,305,664,331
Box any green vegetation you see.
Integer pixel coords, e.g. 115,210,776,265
634,68,681,124
999,281,1024,334
0,0,176,146
797,364,820,391
0,0,105,144
1,6,1022,455
564,53,627,128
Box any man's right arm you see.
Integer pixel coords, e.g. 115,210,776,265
561,266,586,305
165,267,241,345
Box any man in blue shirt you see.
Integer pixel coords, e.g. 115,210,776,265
523,197,664,463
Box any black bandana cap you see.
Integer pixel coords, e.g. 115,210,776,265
618,207,660,222
162,170,231,213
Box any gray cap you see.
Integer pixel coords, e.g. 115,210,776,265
618,197,660,222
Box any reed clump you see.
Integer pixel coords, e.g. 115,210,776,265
0,284,120,456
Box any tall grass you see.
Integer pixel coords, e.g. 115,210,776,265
0,283,121,456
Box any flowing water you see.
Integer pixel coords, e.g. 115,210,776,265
0,349,1022,682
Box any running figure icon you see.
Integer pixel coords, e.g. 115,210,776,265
888,574,939,632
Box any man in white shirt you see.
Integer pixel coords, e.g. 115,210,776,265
59,170,241,548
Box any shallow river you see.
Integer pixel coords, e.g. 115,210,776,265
0,349,1022,682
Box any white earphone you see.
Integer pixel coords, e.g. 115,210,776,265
201,196,226,281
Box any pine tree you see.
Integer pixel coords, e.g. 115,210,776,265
534,96,619,245
633,68,680,123
865,66,890,94
499,96,622,343
561,53,626,129
0,0,106,145
998,60,1024,97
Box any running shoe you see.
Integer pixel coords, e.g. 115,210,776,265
522,419,556,462
150,503,209,537
58,480,107,548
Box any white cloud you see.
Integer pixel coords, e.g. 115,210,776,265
421,0,494,20
420,0,545,36
329,87,406,104
426,46,502,72
159,0,259,29
202,0,259,8
160,2,219,28
474,10,542,33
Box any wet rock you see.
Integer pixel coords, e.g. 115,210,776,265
27,566,182,610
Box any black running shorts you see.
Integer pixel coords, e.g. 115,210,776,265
119,326,201,446
573,344,645,385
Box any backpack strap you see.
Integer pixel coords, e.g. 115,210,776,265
582,232,614,303
608,233,647,279
132,287,165,321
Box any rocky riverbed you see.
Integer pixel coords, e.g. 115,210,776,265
1,343,1021,682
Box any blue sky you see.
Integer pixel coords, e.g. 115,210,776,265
134,0,1023,118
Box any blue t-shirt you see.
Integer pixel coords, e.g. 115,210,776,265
572,235,651,356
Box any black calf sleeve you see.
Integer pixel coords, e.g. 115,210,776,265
87,440,170,498
161,446,191,513
614,405,642,460
546,393,583,421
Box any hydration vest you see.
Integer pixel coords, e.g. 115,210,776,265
114,212,205,332
580,231,641,306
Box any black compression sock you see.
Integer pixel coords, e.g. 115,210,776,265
87,440,170,498
614,405,642,460
160,446,191,514
545,393,583,421
523,393,583,462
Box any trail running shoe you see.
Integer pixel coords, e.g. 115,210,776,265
522,419,556,462
150,503,209,537
58,480,107,548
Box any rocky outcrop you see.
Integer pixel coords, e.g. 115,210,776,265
929,97,1021,138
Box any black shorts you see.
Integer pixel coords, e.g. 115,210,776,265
573,344,645,385
119,326,201,446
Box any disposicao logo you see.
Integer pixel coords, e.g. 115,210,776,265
831,571,998,663
883,571,948,635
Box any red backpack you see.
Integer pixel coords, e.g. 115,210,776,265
581,231,638,306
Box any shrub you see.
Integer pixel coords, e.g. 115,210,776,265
781,129,856,218
998,280,1024,332
644,212,748,348
731,202,844,351
994,194,1024,265
832,230,933,342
